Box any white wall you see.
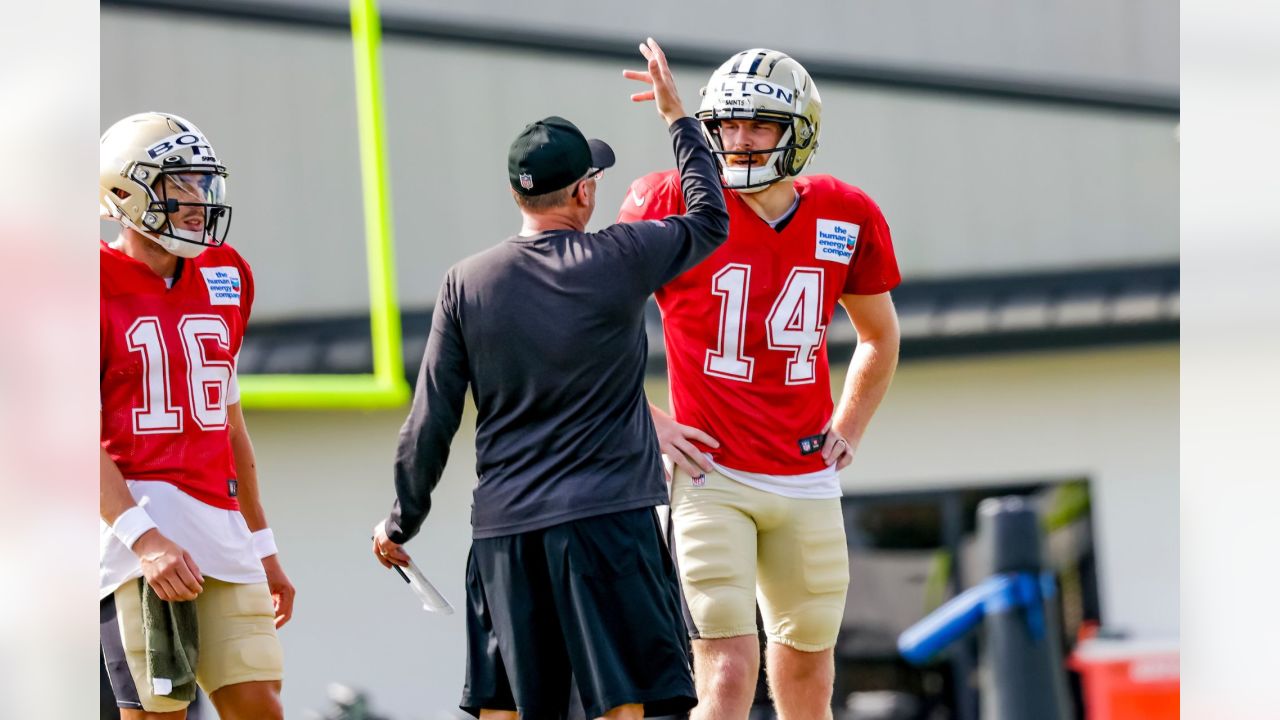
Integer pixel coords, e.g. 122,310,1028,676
102,9,1179,321
844,344,1180,638
246,344,1177,717
247,406,476,719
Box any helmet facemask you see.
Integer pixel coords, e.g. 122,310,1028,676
109,165,232,259
702,113,814,193
100,113,233,258
696,51,822,193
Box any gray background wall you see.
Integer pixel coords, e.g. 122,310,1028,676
271,0,1180,91
102,5,1178,321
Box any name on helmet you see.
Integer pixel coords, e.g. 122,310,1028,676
146,133,218,164
710,79,794,106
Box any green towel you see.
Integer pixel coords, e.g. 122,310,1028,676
137,578,199,702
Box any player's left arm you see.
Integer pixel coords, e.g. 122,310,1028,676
229,400,296,629
823,292,901,469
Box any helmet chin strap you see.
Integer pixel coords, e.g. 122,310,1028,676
721,153,784,192
115,208,208,259
723,168,776,194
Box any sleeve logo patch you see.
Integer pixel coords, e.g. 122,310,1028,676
201,266,242,305
815,219,859,265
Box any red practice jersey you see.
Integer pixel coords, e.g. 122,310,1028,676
100,241,254,509
618,172,900,475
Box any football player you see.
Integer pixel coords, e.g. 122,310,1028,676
99,112,293,719
617,50,902,719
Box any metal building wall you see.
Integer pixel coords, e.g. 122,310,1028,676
101,7,1178,321
265,0,1179,90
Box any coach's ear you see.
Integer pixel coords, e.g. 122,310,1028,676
574,178,593,207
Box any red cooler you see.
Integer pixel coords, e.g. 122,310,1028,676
1069,629,1179,720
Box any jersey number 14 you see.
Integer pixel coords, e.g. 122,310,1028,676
705,264,827,385
126,314,233,434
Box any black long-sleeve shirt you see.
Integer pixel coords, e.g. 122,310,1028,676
386,117,729,541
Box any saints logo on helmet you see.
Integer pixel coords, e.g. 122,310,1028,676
697,49,822,192
100,112,232,258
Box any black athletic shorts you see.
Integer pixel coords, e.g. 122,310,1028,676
460,507,696,719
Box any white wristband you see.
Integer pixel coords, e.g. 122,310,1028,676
251,528,279,559
112,506,158,550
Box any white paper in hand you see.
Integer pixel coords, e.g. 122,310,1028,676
403,558,454,615
374,519,454,615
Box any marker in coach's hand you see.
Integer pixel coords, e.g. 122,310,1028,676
370,524,454,614
372,534,412,583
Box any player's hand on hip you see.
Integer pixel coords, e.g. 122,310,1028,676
651,403,719,480
133,529,204,602
623,38,687,125
372,520,411,569
820,419,857,471
261,555,296,629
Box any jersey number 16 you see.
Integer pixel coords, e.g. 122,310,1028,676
126,314,233,434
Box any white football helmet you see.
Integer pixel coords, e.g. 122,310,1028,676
100,112,231,258
697,49,822,192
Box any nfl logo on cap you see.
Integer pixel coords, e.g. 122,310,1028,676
519,173,534,191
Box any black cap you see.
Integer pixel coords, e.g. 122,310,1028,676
508,116,615,196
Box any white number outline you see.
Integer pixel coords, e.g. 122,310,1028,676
179,315,233,430
124,314,234,434
703,264,829,386
766,268,827,385
704,263,755,381
126,317,184,434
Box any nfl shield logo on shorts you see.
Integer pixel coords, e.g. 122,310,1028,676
519,173,534,191
692,473,706,487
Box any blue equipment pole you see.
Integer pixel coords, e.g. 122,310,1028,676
898,496,1072,720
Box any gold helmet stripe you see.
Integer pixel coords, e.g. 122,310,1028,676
762,52,789,78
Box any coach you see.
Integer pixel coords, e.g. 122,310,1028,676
371,39,728,720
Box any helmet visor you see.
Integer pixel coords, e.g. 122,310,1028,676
165,171,226,206
151,171,232,247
